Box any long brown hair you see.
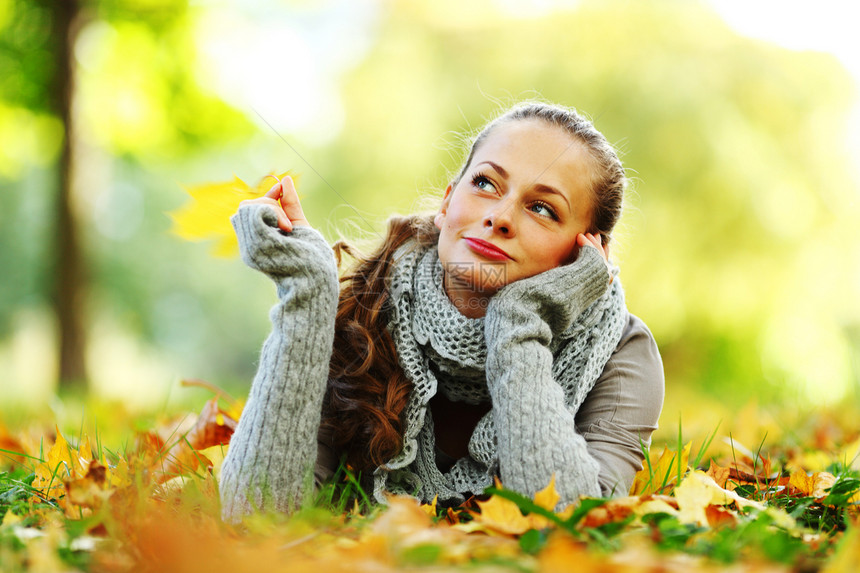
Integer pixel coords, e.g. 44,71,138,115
321,101,626,470
322,215,438,470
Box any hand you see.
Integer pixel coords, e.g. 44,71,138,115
240,176,310,232
488,241,610,340
576,232,612,285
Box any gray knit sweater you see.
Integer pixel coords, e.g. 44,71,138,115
219,203,630,521
219,204,339,518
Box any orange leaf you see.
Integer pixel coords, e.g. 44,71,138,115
147,397,238,483
184,397,238,451
706,459,731,489
580,496,640,529
0,424,28,468
537,532,599,572
704,504,737,528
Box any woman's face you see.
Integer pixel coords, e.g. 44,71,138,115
435,119,594,316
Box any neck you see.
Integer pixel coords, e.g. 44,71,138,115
443,273,492,318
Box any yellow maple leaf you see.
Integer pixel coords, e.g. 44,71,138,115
32,427,91,499
198,445,228,480
169,171,299,257
630,442,691,496
456,476,562,536
789,470,837,499
106,456,131,489
31,428,132,515
420,495,438,517
460,495,532,536
533,474,562,513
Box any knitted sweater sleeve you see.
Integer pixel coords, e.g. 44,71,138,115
575,314,664,497
484,246,610,505
219,203,339,522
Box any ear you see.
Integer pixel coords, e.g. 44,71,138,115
434,183,454,230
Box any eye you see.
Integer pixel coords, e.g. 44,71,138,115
470,172,496,193
529,201,559,221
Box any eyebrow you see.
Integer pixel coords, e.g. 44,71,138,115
477,160,509,179
475,160,572,214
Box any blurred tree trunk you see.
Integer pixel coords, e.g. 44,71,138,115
48,0,87,391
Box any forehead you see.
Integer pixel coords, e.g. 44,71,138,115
471,119,594,199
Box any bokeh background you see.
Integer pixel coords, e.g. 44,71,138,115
2,0,859,433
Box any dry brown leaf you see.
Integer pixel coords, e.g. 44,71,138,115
183,396,238,451
65,460,111,509
706,459,731,489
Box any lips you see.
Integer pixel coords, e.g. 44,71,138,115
464,238,513,261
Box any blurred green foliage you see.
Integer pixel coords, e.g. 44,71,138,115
1,0,858,409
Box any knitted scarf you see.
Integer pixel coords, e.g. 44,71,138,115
374,241,628,504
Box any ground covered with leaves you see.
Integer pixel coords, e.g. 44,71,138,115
1,385,859,572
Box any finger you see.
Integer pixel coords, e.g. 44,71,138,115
578,233,599,250
269,203,293,232
264,180,283,200
239,196,292,231
587,233,613,284
584,233,609,263
278,176,310,227
270,206,292,232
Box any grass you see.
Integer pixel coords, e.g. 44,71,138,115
1,394,859,572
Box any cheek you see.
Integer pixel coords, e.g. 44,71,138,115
440,205,474,236
540,235,579,267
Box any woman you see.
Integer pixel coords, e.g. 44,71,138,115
219,102,664,521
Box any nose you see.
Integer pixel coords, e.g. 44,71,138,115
484,200,515,236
